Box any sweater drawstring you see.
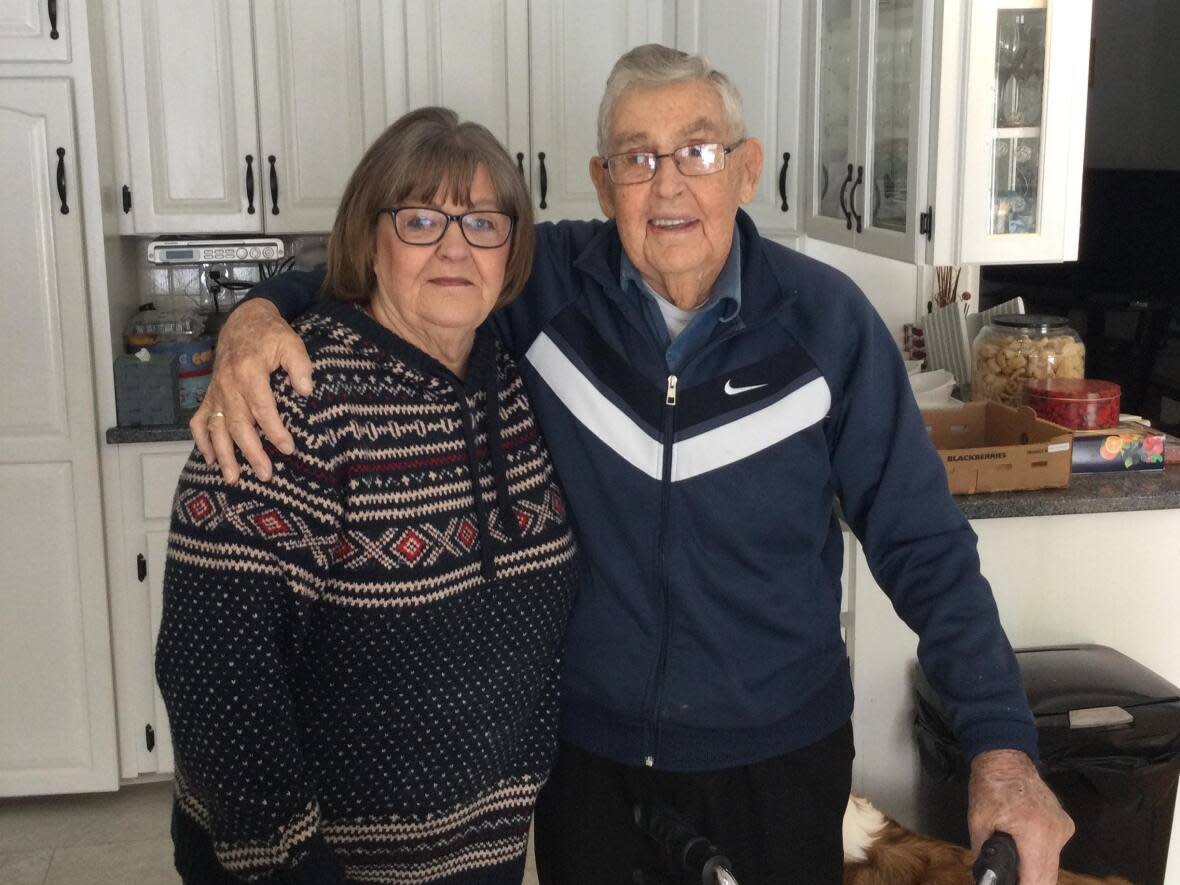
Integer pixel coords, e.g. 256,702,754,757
485,366,521,548
455,367,518,583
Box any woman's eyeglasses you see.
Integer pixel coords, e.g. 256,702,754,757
601,140,745,185
382,207,515,248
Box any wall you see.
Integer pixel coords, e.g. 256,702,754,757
800,238,925,345
1085,0,1180,170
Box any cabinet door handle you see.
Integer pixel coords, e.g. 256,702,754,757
245,154,255,214
850,164,864,233
516,151,525,178
121,184,131,214
48,0,59,39
839,163,853,229
268,154,280,215
55,147,69,214
537,152,548,209
778,151,791,212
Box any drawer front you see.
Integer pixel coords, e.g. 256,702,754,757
141,451,191,521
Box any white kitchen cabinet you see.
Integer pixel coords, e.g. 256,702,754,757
804,0,932,262
403,0,530,180
108,442,191,777
675,0,805,238
0,78,118,797
936,0,1092,265
114,0,403,234
253,0,402,233
116,0,259,232
143,528,175,773
527,0,665,220
0,0,69,61
805,0,1091,266
404,0,664,221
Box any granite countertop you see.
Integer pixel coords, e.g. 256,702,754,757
106,416,196,444
955,466,1180,519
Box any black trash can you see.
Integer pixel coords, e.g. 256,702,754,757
914,644,1180,885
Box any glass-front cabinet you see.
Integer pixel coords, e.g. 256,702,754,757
806,0,1092,265
951,0,1091,264
805,0,929,262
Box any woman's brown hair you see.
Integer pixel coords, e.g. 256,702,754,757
324,107,534,309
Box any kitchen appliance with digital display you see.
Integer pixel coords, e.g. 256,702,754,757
147,237,285,265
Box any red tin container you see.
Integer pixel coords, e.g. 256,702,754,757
1025,378,1121,430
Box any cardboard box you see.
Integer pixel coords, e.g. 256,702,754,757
1070,423,1166,473
921,401,1073,494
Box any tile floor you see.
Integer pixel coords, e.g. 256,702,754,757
0,781,539,885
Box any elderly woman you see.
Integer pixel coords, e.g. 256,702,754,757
155,107,579,885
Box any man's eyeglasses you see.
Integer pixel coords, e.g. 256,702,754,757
382,207,515,248
601,140,745,185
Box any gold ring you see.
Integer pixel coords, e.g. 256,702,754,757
208,411,226,421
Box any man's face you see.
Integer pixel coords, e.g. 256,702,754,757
590,79,763,304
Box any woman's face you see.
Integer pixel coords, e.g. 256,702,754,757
371,165,509,340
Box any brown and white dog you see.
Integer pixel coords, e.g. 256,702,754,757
841,795,1133,885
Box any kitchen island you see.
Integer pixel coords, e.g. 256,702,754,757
850,465,1180,883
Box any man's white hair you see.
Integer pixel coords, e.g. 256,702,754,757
596,43,747,156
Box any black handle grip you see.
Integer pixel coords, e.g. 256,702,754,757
268,154,279,215
973,832,1018,885
778,151,790,211
48,0,59,39
538,152,548,209
516,151,525,177
838,163,853,229
634,802,735,884
55,147,69,214
850,164,864,233
245,154,255,214
121,184,131,214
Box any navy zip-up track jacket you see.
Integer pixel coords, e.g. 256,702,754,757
254,210,1038,772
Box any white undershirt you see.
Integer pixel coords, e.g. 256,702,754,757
649,286,707,342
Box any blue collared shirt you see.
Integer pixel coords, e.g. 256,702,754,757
619,225,742,373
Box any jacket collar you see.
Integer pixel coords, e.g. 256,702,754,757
570,209,791,325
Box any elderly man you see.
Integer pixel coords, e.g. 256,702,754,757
193,45,1072,885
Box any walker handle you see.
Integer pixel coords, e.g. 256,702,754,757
973,832,1018,885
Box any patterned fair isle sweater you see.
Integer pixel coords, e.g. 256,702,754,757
156,301,579,885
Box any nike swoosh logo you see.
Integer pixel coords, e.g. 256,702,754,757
723,380,768,396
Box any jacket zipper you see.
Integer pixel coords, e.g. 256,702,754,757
645,373,678,767
640,310,782,767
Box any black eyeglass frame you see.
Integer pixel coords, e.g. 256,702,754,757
600,140,747,185
380,207,516,248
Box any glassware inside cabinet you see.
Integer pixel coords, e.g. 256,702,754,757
870,0,916,234
817,0,856,223
994,9,1045,128
990,7,1046,236
991,136,1041,234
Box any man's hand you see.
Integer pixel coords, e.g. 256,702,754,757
968,749,1074,885
190,299,312,483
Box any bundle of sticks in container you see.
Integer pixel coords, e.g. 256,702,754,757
932,265,970,314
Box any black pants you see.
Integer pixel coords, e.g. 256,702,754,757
533,721,854,885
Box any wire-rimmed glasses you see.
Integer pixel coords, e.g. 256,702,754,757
601,140,746,185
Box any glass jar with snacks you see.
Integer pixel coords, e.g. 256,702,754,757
971,314,1084,406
